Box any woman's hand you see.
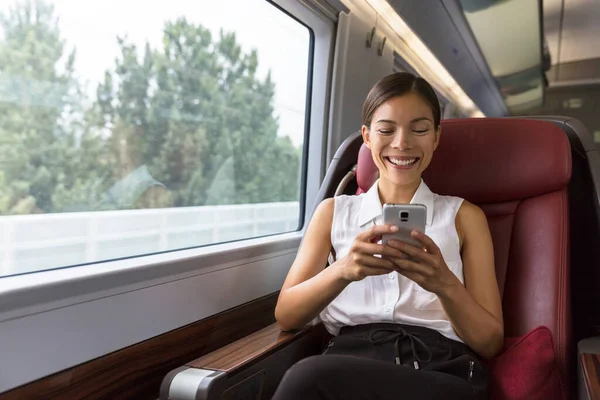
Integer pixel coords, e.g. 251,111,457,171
386,230,461,296
336,224,408,282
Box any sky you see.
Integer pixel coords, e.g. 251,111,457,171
0,0,311,147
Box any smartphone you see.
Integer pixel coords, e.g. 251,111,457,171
381,203,427,247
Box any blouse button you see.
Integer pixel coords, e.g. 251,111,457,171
384,306,391,313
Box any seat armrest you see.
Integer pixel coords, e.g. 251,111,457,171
578,337,600,400
160,322,329,400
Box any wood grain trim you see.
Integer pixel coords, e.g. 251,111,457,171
187,322,314,372
0,292,279,400
581,353,600,400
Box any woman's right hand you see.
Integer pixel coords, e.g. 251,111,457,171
335,224,408,282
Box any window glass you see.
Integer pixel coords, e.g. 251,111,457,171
0,0,311,276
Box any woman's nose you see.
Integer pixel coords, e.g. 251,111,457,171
391,129,412,149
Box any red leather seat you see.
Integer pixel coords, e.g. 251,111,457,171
356,143,379,195
354,118,573,393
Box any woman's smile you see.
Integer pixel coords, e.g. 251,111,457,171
384,156,421,169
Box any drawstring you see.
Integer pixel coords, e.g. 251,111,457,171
369,328,433,369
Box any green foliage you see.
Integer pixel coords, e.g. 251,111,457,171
0,0,302,215
0,0,84,213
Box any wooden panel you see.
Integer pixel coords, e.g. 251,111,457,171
581,353,600,400
188,323,319,372
0,292,279,400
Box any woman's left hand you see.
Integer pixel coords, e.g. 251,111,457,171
386,230,461,296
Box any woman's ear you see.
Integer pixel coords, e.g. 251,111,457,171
361,125,372,149
433,125,442,151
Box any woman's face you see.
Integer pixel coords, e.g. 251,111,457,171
362,92,440,188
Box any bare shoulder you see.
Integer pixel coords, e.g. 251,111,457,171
280,197,335,291
456,200,489,247
298,196,335,256
298,197,335,250
457,199,486,221
312,197,335,228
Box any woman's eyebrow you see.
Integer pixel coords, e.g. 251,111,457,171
411,117,432,123
375,117,432,124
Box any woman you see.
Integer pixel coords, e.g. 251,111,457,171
272,72,503,399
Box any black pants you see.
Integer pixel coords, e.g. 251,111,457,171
271,323,488,400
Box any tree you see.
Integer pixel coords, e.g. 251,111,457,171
91,18,302,208
0,0,103,214
0,2,302,215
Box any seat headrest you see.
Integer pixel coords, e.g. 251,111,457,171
356,119,572,203
356,142,379,194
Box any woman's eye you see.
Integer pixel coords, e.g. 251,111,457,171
413,129,429,134
378,130,394,134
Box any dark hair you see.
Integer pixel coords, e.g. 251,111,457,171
361,72,441,129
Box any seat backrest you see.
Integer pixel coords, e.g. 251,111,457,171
354,118,573,389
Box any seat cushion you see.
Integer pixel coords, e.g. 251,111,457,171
485,326,566,400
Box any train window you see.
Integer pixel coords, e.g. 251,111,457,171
0,0,311,277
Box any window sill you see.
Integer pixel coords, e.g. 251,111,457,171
0,231,302,322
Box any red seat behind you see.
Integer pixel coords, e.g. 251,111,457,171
354,118,572,392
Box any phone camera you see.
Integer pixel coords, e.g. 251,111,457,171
400,211,409,222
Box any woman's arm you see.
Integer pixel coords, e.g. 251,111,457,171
275,198,349,331
275,198,405,331
387,201,503,359
440,201,504,358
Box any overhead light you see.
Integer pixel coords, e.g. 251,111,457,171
364,0,485,117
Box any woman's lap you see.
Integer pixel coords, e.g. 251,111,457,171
271,354,482,400
271,323,488,400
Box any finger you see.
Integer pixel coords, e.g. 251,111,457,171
383,251,409,261
354,253,397,270
353,241,408,260
387,239,433,264
357,224,398,242
360,265,398,277
410,230,440,255
396,269,426,287
393,258,432,277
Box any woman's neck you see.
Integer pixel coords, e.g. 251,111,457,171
377,177,421,205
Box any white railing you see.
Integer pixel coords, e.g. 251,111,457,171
0,202,300,276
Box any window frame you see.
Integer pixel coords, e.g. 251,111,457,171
0,0,335,392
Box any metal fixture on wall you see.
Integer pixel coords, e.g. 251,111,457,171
378,36,387,56
366,27,375,48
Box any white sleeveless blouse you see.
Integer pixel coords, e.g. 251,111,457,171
319,179,465,343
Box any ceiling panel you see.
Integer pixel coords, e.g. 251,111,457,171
455,0,543,113
463,0,541,77
543,0,600,65
560,0,600,62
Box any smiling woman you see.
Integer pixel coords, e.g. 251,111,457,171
3,0,597,398
360,74,442,201
273,72,503,400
